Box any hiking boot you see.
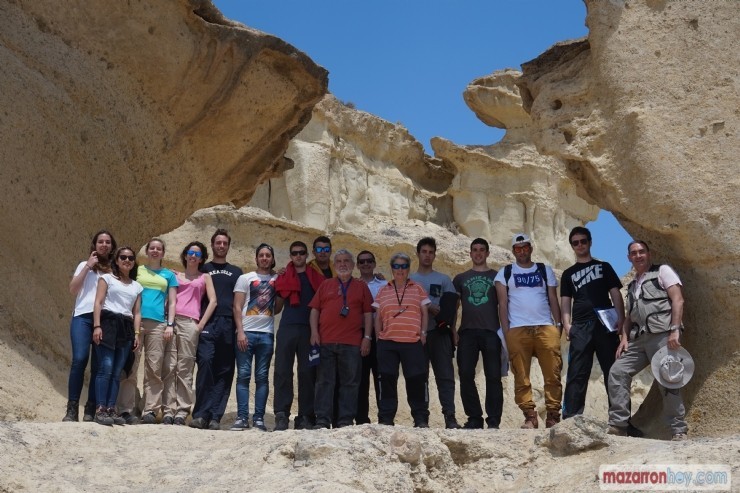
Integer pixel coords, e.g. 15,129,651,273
173,417,186,426
413,419,429,428
94,406,114,426
83,401,96,422
208,420,220,430
252,418,267,431
274,413,289,431
108,408,125,426
162,416,174,425
462,418,484,430
141,412,157,425
121,412,139,425
545,411,561,428
521,409,538,429
230,418,249,431
189,417,207,429
444,413,461,429
62,400,79,422
671,432,688,441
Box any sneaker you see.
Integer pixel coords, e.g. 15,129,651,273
94,406,114,426
378,418,395,426
444,413,461,429
208,420,220,430
545,411,561,428
462,419,484,430
252,418,267,431
62,400,79,422
141,412,157,425
162,416,174,425
273,413,289,431
521,410,538,429
671,432,688,441
83,401,96,422
121,412,139,425
294,415,315,430
413,419,429,428
108,408,125,426
230,418,249,431
312,422,330,430
174,417,186,426
189,417,207,429
608,424,644,438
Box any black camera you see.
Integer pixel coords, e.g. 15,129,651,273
339,306,350,317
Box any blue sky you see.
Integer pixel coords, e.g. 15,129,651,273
213,0,633,275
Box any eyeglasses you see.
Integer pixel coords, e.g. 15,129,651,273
290,250,307,256
570,239,589,246
357,258,375,265
118,255,136,261
186,250,203,258
314,246,331,253
391,263,410,270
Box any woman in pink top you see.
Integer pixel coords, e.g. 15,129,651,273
163,241,217,425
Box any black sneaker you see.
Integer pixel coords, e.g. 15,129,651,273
294,415,315,430
252,418,267,431
141,412,157,425
121,412,139,425
83,401,96,422
312,422,331,430
274,413,289,431
208,420,220,430
174,417,186,426
162,416,174,425
463,419,484,429
94,406,114,426
189,417,207,429
230,418,249,431
413,420,429,428
444,413,461,429
378,418,395,426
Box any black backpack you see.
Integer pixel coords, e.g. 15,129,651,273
503,262,550,306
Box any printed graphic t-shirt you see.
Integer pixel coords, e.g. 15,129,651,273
453,269,500,331
234,271,278,334
494,263,557,328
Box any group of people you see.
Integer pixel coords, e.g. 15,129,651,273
63,226,690,440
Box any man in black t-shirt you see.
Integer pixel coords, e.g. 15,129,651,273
190,229,243,430
453,238,504,429
560,227,624,419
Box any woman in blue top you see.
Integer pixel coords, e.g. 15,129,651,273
137,237,178,424
64,230,117,422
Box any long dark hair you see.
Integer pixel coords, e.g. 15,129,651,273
90,230,117,274
180,241,209,270
112,247,138,281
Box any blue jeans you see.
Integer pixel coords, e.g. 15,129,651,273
235,331,274,420
68,313,97,403
95,341,132,408
314,343,361,427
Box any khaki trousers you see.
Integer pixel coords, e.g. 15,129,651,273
504,325,563,413
165,315,201,419
141,319,177,416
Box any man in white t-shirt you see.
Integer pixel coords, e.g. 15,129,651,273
231,244,282,432
495,233,562,429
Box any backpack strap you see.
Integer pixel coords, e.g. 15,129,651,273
536,262,551,307
504,264,512,294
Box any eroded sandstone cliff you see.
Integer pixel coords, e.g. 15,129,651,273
0,0,327,420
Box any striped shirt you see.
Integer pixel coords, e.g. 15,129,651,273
372,280,430,343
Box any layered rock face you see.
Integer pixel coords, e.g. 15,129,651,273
0,0,327,419
433,69,599,268
513,0,739,436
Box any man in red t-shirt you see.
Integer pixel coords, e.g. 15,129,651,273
309,249,373,428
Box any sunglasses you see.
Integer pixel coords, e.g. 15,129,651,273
357,258,375,265
314,246,331,253
290,250,307,256
118,255,136,261
186,250,203,258
570,239,589,246
513,245,531,253
391,263,410,270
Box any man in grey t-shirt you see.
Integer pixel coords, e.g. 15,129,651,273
453,238,504,429
410,237,460,429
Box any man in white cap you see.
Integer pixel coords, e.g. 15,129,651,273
607,240,689,441
495,233,562,429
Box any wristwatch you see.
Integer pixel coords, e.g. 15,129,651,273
555,322,563,329
167,321,175,327
363,335,372,341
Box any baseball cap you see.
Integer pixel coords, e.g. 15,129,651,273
511,233,531,247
